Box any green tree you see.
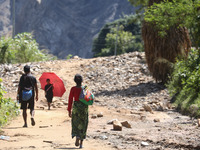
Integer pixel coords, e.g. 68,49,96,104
0,32,56,64
144,0,200,48
0,37,13,63
92,15,143,57
128,0,148,13
100,25,142,56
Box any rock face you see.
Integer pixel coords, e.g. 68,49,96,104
0,0,136,58
0,0,12,37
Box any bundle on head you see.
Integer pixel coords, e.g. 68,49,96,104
142,0,191,83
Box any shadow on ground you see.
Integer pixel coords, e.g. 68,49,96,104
95,81,166,98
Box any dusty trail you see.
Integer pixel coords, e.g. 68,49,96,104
0,108,114,150
0,59,115,150
1,54,200,150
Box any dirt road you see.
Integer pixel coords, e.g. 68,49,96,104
1,55,200,150
0,107,115,150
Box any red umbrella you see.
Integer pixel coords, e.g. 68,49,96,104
39,72,66,97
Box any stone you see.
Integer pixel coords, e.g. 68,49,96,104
91,114,97,119
143,104,153,113
99,135,108,140
141,141,149,146
121,121,131,128
113,120,122,131
97,112,103,118
140,115,146,121
107,119,118,125
73,56,79,59
63,102,68,105
154,118,160,122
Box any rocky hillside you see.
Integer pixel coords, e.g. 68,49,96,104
0,0,136,58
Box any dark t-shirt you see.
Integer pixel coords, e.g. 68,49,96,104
19,73,37,97
45,84,53,98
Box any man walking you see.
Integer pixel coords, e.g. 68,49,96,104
17,65,38,127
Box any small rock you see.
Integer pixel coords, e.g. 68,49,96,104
91,114,97,119
121,121,131,128
140,115,146,121
97,112,103,118
141,141,149,146
99,135,108,140
73,56,80,59
143,104,153,113
154,118,160,122
107,119,118,125
113,120,122,131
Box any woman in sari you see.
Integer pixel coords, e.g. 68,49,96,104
68,74,88,148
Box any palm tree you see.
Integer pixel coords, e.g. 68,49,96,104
142,0,191,83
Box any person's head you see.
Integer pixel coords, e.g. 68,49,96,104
24,65,30,74
74,74,83,86
46,79,50,84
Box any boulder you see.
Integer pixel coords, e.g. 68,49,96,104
113,120,122,131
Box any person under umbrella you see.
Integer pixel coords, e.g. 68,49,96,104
44,79,54,110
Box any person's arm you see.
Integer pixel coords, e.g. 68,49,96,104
17,76,23,101
68,88,74,118
17,86,20,101
35,82,38,101
44,85,47,96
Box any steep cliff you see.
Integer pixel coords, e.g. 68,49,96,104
1,0,136,58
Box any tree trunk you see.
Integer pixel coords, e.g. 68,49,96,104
142,0,191,83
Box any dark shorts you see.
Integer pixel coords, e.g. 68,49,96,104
20,96,34,110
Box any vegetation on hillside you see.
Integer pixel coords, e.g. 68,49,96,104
0,32,57,64
92,15,143,57
129,0,200,116
0,78,19,126
167,49,200,117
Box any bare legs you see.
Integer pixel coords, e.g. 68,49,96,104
80,140,83,149
48,102,51,110
22,109,27,127
22,109,35,127
75,137,83,148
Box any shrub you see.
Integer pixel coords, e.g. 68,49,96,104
0,32,57,64
167,48,200,117
0,78,19,126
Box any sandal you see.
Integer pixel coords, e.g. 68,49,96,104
31,118,35,126
23,124,28,128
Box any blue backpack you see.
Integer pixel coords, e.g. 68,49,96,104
22,90,33,101
21,74,34,101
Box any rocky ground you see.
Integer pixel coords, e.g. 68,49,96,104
1,52,200,150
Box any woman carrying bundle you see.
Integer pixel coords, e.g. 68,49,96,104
67,74,88,149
